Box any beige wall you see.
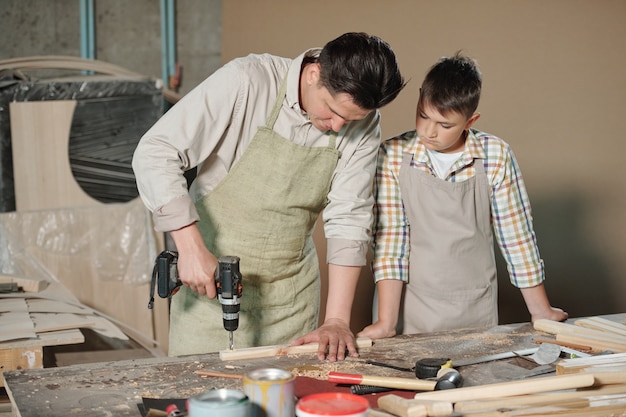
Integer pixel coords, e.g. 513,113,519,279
223,0,626,330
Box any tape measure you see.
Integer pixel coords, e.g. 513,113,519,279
414,357,453,379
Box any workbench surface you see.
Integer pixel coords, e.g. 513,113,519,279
3,314,624,416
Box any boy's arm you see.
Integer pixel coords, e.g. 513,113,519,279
359,137,410,339
489,142,568,322
358,278,404,339
520,283,568,322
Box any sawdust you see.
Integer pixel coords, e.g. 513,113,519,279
289,358,361,380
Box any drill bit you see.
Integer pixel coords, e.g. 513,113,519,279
229,330,234,350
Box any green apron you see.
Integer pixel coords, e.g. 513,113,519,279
169,77,339,356
399,154,498,334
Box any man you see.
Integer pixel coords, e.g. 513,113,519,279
132,32,405,361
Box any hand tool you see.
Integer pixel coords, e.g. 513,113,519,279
327,369,463,392
147,250,242,350
412,347,541,379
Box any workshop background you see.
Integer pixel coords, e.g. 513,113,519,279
1,0,625,355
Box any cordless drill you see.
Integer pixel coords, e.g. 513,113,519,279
148,250,242,350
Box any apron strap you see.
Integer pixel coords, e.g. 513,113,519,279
266,76,289,128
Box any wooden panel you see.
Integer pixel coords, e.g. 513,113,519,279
9,100,97,211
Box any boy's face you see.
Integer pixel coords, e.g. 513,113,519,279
416,103,479,154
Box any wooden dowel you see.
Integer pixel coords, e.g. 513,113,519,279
534,320,626,344
194,370,243,379
557,333,626,353
575,317,626,337
533,337,592,352
413,374,595,402
219,337,372,361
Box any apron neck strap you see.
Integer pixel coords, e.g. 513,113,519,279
266,76,289,128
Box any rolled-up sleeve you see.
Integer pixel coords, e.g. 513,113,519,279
323,112,381,266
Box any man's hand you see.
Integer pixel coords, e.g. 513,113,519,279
291,318,357,362
170,224,218,298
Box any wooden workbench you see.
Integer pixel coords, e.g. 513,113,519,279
3,314,625,416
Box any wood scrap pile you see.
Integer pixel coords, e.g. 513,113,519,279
534,316,626,353
370,317,626,416
372,371,626,416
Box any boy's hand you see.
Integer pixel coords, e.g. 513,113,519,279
531,306,568,323
358,321,397,340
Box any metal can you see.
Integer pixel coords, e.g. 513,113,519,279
243,367,295,417
187,388,250,417
296,393,369,417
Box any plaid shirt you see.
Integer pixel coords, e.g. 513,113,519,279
372,128,545,288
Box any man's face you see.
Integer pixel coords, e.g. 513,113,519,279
416,103,479,153
300,64,371,133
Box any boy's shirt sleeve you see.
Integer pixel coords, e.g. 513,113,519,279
483,135,545,288
371,132,414,283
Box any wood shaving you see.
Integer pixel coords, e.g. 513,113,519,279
289,359,361,380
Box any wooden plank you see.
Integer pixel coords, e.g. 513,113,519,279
0,275,48,293
30,313,96,333
0,329,84,350
218,337,372,361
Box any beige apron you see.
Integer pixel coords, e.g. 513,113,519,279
398,153,498,334
169,77,340,356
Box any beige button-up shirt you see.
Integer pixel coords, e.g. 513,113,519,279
132,49,382,266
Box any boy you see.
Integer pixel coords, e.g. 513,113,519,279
359,52,567,339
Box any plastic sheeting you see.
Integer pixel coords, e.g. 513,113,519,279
0,198,156,286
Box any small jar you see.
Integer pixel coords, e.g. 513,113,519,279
296,392,369,417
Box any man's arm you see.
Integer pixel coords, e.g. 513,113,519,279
291,264,360,362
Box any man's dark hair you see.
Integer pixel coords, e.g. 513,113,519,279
315,32,406,110
419,51,482,118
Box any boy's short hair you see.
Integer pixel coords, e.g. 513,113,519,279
314,32,406,110
419,51,482,118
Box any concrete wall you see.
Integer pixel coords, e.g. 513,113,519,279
1,0,221,96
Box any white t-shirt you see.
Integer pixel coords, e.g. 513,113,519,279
426,149,463,179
